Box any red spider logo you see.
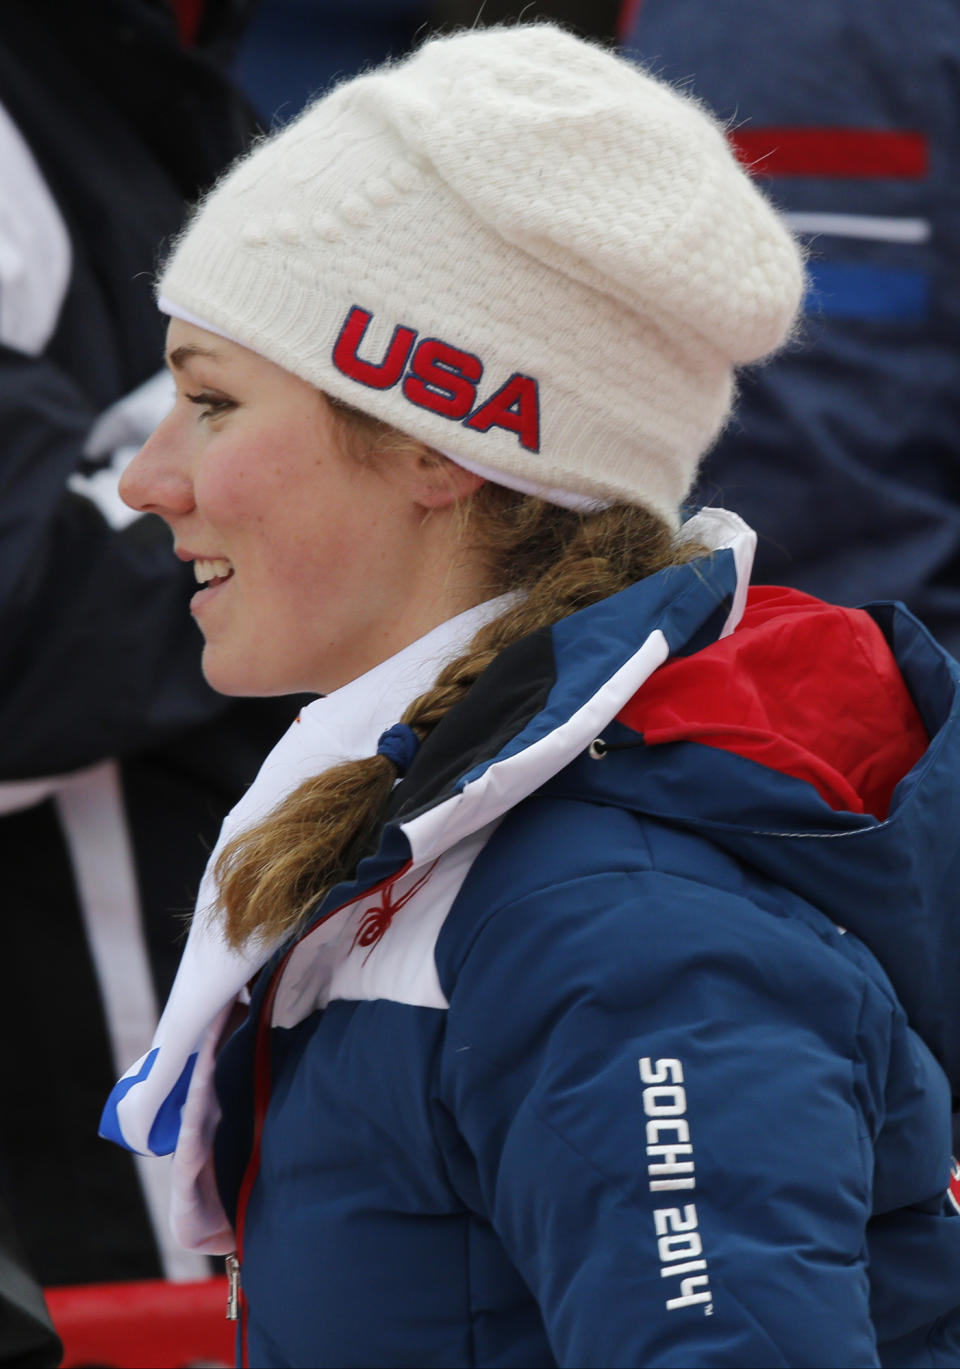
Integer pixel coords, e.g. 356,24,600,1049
350,861,439,963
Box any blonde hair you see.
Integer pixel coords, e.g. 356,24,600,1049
215,403,705,949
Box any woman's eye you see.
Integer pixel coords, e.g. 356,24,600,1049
186,392,235,420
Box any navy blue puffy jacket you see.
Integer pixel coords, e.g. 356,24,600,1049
201,525,960,1366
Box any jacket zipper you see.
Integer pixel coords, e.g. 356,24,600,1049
226,1252,241,1321
231,859,413,1366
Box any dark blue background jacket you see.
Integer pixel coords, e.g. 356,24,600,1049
622,0,960,654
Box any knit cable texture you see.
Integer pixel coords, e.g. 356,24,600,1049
159,24,804,523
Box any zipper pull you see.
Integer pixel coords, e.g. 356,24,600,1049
225,1252,241,1321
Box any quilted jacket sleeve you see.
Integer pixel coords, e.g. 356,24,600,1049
438,860,913,1367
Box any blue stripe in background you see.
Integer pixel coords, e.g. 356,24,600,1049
804,261,931,321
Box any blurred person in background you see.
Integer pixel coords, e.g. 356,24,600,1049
431,0,618,41
234,0,431,124
622,0,960,656
0,0,303,1293
232,0,619,129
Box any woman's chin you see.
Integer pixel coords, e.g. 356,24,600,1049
201,645,288,698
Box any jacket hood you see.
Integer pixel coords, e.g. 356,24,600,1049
622,583,928,820
571,592,960,1093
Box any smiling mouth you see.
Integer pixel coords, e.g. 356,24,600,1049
193,557,235,588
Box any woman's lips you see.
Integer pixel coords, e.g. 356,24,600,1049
191,567,235,616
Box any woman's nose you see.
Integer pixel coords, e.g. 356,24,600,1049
119,423,195,518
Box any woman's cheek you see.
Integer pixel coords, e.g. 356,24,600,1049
194,458,269,529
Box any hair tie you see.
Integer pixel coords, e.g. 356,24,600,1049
376,723,421,777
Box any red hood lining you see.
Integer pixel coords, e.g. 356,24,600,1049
617,586,928,819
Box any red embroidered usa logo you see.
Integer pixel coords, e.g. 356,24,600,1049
332,305,540,452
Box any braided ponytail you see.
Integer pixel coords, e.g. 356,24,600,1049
215,422,706,949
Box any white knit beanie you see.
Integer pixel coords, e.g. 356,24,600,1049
158,24,804,526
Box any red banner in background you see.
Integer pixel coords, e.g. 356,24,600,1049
45,1277,233,1369
728,128,929,179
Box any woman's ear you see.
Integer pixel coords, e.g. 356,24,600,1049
409,449,486,510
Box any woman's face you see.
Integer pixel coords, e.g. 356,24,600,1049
120,320,483,696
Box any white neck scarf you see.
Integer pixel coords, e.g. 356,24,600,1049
103,594,512,1188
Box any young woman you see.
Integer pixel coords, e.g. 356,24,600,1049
102,24,960,1369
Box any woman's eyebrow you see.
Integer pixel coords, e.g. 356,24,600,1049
167,343,223,370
